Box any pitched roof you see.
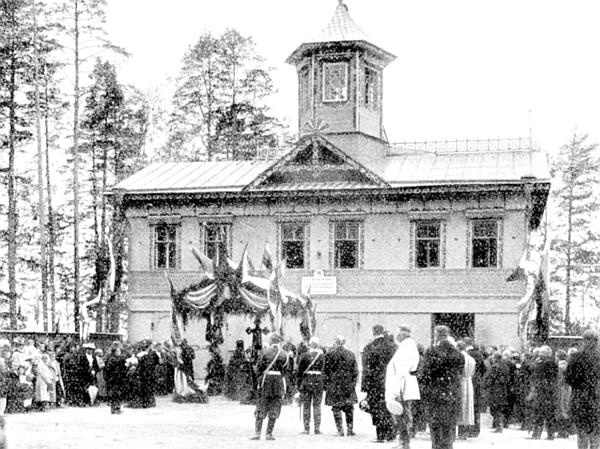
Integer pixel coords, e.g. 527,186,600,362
112,137,550,195
383,147,550,187
112,160,274,193
244,133,389,190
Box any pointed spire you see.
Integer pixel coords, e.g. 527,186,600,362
286,1,395,66
309,1,370,44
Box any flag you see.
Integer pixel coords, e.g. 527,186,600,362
262,242,273,271
191,246,215,279
517,274,537,337
107,239,116,293
167,275,183,344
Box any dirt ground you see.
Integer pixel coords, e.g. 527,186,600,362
6,396,574,449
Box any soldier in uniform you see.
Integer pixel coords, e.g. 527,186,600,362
250,333,289,441
361,324,398,442
297,336,325,434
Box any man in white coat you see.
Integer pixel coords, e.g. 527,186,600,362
385,325,420,449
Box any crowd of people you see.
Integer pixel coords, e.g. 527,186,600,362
2,327,599,449
246,325,600,449
0,335,200,416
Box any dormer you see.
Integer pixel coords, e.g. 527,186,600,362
286,1,396,141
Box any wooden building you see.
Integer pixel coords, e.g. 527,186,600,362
111,2,550,365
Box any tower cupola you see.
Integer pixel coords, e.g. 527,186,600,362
287,1,396,141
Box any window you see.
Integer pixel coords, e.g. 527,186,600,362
415,221,441,268
154,224,178,269
322,62,348,102
333,221,361,269
203,223,231,266
299,66,311,111
471,219,499,268
281,223,307,269
364,67,378,108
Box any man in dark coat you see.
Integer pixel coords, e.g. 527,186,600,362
484,352,510,432
420,325,464,449
104,341,127,414
225,340,246,400
529,345,558,440
565,330,600,449
62,343,82,406
131,340,159,408
80,343,100,405
361,324,397,442
297,336,325,434
251,333,289,441
323,335,358,437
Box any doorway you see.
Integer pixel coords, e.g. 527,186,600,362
432,313,475,342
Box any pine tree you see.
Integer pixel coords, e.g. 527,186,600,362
166,29,285,162
550,132,600,333
0,0,35,328
58,0,127,332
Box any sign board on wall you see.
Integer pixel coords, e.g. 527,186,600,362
301,270,337,295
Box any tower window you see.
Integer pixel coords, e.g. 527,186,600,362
322,62,348,102
364,67,378,108
299,66,310,111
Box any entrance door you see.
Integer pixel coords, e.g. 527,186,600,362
432,313,474,342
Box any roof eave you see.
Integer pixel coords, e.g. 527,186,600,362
286,40,396,66
114,179,550,199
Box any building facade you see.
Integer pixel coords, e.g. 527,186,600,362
111,3,550,366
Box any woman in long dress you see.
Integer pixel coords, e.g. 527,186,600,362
34,354,53,411
456,340,476,438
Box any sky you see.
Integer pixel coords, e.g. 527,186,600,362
105,0,600,155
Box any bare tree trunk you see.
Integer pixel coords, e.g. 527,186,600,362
7,28,18,329
72,0,81,333
91,131,102,332
564,139,576,334
107,197,124,333
43,64,57,331
33,0,49,331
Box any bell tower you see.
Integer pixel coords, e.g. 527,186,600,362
286,1,395,142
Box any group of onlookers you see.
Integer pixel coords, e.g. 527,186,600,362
0,335,199,415
244,325,600,449
3,328,600,449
